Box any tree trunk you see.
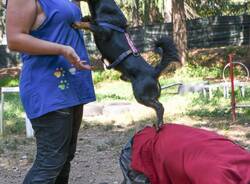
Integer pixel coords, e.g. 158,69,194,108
132,0,140,26
143,1,150,25
172,0,187,65
0,0,5,44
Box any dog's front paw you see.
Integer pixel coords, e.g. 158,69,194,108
81,16,92,22
72,22,91,30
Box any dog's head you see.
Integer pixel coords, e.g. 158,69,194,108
84,0,127,28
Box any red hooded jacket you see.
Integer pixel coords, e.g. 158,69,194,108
131,124,250,184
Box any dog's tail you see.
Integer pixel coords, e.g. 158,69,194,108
154,36,180,78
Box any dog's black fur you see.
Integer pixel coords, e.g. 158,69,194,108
73,0,180,130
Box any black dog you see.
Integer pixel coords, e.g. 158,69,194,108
73,0,180,130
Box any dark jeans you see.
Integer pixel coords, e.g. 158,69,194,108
23,105,83,184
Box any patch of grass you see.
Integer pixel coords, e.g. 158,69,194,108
95,81,134,102
188,108,230,118
176,86,250,123
186,90,231,117
96,94,128,101
3,93,25,135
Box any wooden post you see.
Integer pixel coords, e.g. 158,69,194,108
172,0,187,65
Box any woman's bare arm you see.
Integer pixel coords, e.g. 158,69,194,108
6,0,91,70
6,0,65,55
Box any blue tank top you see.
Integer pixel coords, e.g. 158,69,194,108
20,0,96,119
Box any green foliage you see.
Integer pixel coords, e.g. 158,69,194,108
174,63,222,80
82,0,166,25
186,0,250,17
84,0,250,24
118,0,165,25
93,70,121,84
0,76,19,87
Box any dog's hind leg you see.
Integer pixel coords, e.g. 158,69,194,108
141,99,164,131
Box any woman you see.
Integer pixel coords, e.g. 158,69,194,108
6,0,95,183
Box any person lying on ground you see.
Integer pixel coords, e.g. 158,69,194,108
120,123,250,184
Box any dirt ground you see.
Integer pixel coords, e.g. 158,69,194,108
0,116,250,184
0,122,134,184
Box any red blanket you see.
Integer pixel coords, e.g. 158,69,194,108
131,124,250,184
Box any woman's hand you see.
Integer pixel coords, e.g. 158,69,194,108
61,45,92,70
